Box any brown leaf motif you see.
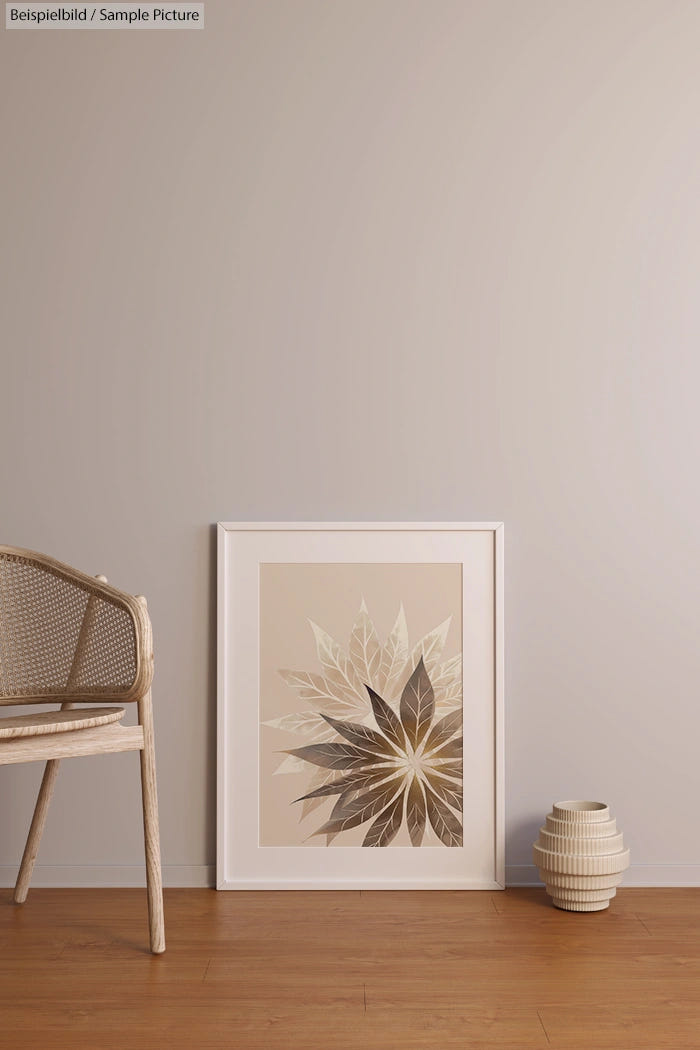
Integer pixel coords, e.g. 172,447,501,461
399,657,435,750
366,686,406,753
406,775,427,847
291,660,461,845
424,783,463,847
320,714,400,757
285,742,388,770
363,793,404,847
315,776,406,837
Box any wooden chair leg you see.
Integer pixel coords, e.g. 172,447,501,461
14,759,61,904
138,690,165,954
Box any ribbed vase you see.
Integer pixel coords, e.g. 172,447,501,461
533,801,630,912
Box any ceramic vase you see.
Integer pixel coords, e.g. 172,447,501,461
532,801,630,912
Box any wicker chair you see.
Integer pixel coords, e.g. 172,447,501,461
0,545,164,954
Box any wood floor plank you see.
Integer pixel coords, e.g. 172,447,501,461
2,887,700,1048
539,1002,700,1048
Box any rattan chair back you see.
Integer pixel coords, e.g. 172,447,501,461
0,546,152,705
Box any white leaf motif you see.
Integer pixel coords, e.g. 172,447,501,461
309,621,366,706
262,711,330,738
377,604,409,699
432,654,463,711
349,600,382,690
277,669,357,715
431,654,462,688
273,753,308,776
408,617,451,679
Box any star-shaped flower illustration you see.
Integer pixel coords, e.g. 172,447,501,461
263,602,463,847
284,655,463,847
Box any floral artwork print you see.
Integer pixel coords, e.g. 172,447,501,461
262,602,463,847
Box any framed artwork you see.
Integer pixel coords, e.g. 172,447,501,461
217,522,504,889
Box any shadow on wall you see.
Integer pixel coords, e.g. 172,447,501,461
506,814,545,885
204,523,218,874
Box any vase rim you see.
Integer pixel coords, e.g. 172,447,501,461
554,801,607,812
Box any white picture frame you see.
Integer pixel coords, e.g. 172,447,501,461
217,522,504,890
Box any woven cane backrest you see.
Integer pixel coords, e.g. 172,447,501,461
0,547,152,704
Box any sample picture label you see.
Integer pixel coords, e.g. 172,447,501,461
5,3,204,29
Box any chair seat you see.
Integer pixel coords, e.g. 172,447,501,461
0,707,125,740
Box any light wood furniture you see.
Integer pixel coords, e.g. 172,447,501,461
1,887,699,1048
0,545,164,954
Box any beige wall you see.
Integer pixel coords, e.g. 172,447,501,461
2,1,699,886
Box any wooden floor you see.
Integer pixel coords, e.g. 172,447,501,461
1,887,700,1048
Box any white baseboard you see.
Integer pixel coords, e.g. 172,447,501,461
3,864,698,890
506,864,700,887
0,864,214,888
